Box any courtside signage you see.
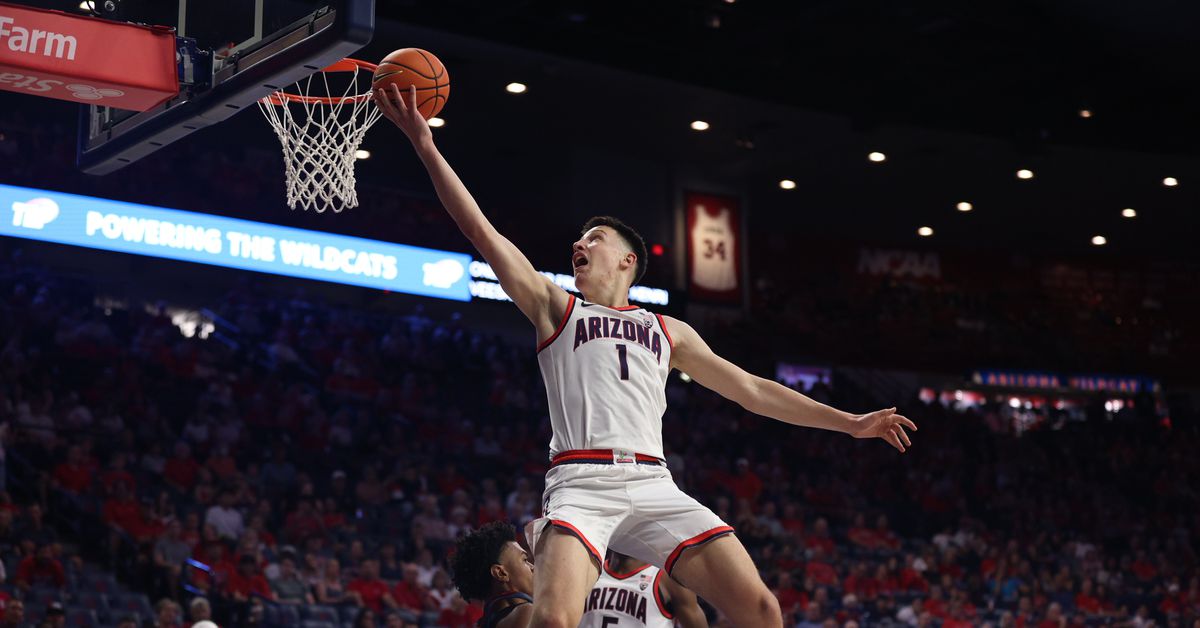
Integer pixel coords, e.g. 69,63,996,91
0,183,471,301
0,1,177,110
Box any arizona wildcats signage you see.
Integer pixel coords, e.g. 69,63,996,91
0,183,472,301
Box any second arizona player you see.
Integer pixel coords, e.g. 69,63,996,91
376,84,917,628
581,552,707,628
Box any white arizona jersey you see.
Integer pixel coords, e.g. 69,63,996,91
536,295,672,460
580,562,675,628
690,205,737,292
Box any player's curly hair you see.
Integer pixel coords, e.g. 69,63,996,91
449,521,516,601
582,216,648,286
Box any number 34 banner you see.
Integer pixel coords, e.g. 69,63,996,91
685,191,742,303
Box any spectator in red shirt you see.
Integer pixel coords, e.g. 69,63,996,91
226,554,272,601
729,458,763,502
163,442,200,492
205,445,239,482
874,563,900,596
773,571,807,619
847,514,877,549
899,554,929,592
873,515,900,550
1130,551,1157,582
1036,601,1066,628
780,502,805,537
436,594,482,628
102,482,143,535
347,558,396,614
804,518,836,556
1074,579,1102,615
15,545,65,591
393,563,433,614
100,451,136,496
51,445,92,495
283,499,324,545
805,546,838,586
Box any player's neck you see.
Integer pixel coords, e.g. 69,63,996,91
581,285,630,309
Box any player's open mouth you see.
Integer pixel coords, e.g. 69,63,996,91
573,254,588,269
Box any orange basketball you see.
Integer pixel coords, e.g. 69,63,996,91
372,48,450,119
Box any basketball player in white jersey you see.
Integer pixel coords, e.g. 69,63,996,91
581,552,707,628
377,84,917,628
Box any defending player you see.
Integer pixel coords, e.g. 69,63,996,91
376,84,917,628
449,522,534,628
581,552,707,628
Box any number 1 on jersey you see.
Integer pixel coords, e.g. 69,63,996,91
615,344,629,380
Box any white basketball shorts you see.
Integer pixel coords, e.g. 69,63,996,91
525,454,734,576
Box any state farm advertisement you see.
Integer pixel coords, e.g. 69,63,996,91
0,1,177,110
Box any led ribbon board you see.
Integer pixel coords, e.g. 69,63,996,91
0,183,471,301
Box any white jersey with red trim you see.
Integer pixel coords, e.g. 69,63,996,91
580,562,674,628
536,295,673,460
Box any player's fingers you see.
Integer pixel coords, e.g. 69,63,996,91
408,83,419,111
884,430,903,452
389,83,408,115
896,425,912,448
373,89,396,117
895,415,918,431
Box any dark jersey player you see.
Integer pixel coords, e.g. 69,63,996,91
449,522,534,628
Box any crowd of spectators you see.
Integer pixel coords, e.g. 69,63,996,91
2,100,1199,628
0,237,1196,628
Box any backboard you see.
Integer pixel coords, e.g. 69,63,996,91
72,0,374,174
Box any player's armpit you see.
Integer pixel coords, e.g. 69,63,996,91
661,315,759,409
659,573,709,628
470,226,571,339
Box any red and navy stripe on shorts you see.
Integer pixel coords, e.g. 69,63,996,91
550,449,665,468
664,525,736,576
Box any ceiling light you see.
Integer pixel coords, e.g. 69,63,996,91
779,179,797,190
354,149,370,160
1016,169,1034,180
505,82,527,94
679,372,692,382
868,151,887,163
956,201,973,212
1121,208,1137,218
1163,176,1178,187
1091,235,1107,246
917,226,934,237
690,120,710,131
428,117,445,128
1079,109,1093,118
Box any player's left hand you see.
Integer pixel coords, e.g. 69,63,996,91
374,83,432,147
849,408,917,452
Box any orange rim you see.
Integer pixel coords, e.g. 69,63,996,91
263,58,380,106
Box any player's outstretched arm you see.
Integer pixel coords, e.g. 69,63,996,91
663,315,917,452
659,574,709,628
375,84,568,337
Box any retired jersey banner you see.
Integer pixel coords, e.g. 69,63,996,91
685,192,742,303
0,1,177,111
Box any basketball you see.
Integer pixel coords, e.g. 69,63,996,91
372,48,450,119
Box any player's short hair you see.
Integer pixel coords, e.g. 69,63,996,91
582,216,648,286
449,521,516,601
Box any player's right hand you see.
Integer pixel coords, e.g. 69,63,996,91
374,83,433,147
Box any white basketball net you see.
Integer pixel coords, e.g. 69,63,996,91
258,61,382,213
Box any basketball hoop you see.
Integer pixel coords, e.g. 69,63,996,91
258,59,382,213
